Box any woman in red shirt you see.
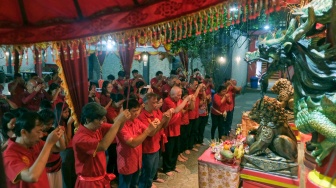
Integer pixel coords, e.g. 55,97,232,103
210,85,232,140
100,81,118,123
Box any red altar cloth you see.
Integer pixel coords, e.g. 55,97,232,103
198,148,240,188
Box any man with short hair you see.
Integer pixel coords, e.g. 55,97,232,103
150,71,166,97
73,102,131,187
117,99,159,187
22,79,51,112
162,86,193,176
4,112,65,188
138,93,172,188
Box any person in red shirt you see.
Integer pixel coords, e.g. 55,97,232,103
178,88,195,162
197,87,209,146
113,71,127,95
22,79,52,112
186,79,205,153
162,86,193,176
39,109,66,188
8,73,25,108
72,102,131,188
100,81,118,123
3,111,65,188
47,83,65,109
224,79,242,130
150,71,166,96
210,85,232,140
138,93,173,188
117,99,159,188
88,82,100,103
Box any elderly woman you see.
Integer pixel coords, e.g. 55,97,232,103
210,85,232,140
0,112,16,151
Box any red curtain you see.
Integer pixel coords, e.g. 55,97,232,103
118,40,136,77
178,48,189,72
59,41,88,121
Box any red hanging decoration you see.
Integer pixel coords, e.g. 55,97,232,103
220,7,224,28
265,0,269,15
183,18,188,38
242,0,247,22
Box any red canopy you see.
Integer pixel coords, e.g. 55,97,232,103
0,0,224,44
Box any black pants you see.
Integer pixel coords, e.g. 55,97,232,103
162,136,180,173
188,118,199,149
179,124,189,153
227,108,235,130
211,113,231,139
60,148,77,188
197,115,208,144
106,143,118,176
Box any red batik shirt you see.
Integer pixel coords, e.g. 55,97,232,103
162,96,182,137
4,139,50,188
116,119,147,175
187,88,200,119
138,109,163,153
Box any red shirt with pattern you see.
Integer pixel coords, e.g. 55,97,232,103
187,88,200,119
4,139,50,188
162,96,182,137
211,93,232,115
116,119,147,175
73,123,113,187
138,109,163,153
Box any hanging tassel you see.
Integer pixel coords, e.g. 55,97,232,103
209,9,214,32
11,51,15,66
275,0,281,12
265,0,269,14
259,0,263,18
193,16,199,35
168,23,172,42
252,0,258,19
220,6,224,28
236,3,241,24
242,0,247,22
204,11,208,33
197,13,202,34
214,7,219,31
162,25,167,44
173,22,177,42
226,2,231,26
183,18,188,38
188,19,192,37
178,22,183,40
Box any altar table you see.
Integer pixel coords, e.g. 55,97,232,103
198,148,240,188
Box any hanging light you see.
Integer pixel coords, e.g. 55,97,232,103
236,56,241,63
218,56,226,64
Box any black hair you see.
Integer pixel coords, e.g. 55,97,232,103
89,82,98,91
118,71,125,77
101,80,111,96
54,102,69,127
15,112,41,137
135,80,145,89
216,85,227,93
12,107,29,118
110,93,124,103
81,102,107,124
193,68,199,72
38,109,56,126
205,75,211,79
1,112,16,139
40,99,53,111
132,69,139,74
107,74,115,81
139,88,148,95
124,86,135,97
48,83,60,95
182,88,189,97
155,71,163,76
122,98,140,110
